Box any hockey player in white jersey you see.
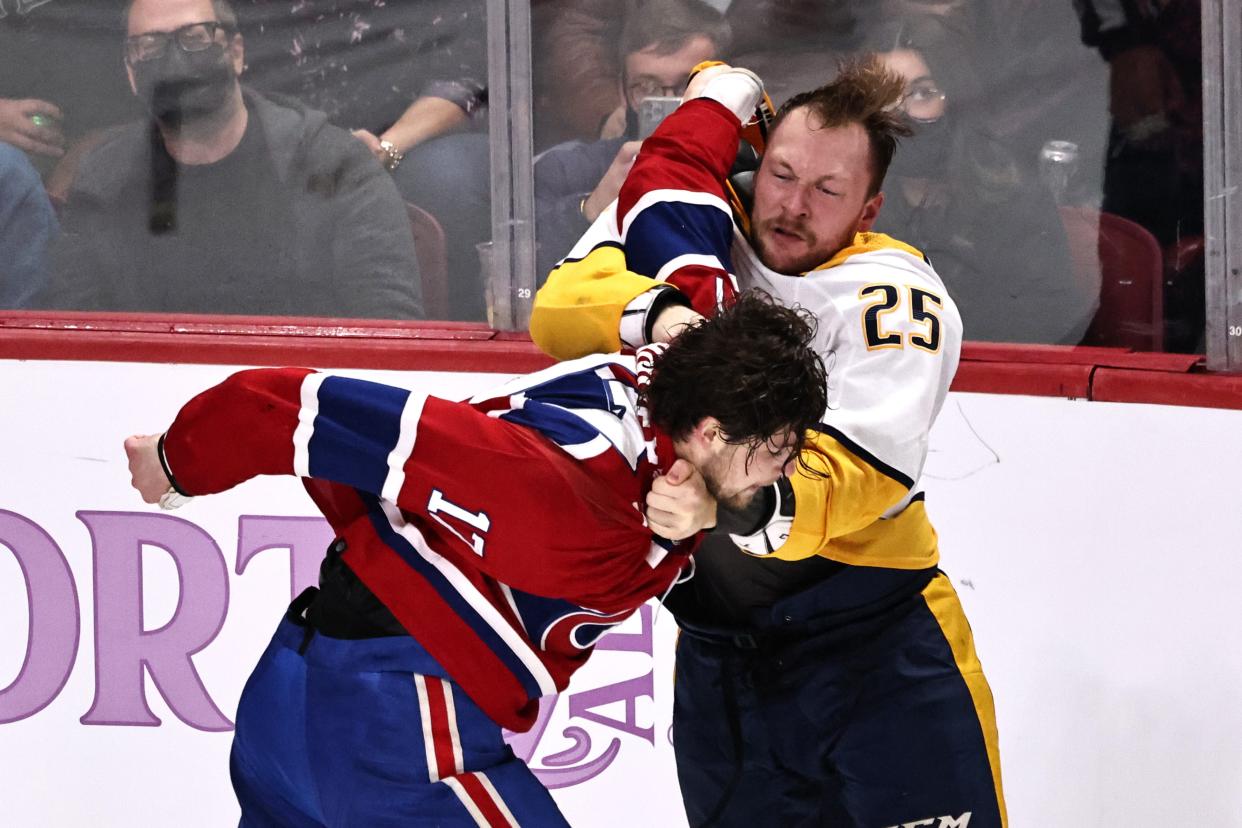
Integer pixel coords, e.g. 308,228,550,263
531,59,1006,827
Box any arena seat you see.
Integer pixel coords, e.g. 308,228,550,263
1060,206,1164,351
406,201,450,320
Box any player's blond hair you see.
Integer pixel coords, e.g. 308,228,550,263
776,56,913,197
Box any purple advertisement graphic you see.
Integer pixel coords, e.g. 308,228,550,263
0,510,79,724
78,511,232,730
0,509,660,788
505,605,656,788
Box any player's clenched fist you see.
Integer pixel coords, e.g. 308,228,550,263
645,458,717,541
124,434,172,504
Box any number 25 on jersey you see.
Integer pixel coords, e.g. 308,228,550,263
859,284,943,353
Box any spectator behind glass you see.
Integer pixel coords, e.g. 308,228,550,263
531,0,625,150
0,0,139,307
868,17,1098,345
722,0,862,109
532,0,860,151
235,0,489,321
1075,0,1204,351
234,1,486,178
37,0,423,319
0,142,58,307
533,0,729,281
0,0,140,166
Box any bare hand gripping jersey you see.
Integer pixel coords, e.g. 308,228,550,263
160,350,695,732
531,97,962,570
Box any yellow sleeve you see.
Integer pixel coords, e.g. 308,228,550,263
529,244,661,360
773,429,938,570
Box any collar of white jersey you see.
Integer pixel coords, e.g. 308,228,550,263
808,232,929,272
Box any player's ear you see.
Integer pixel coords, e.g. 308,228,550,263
692,417,722,451
857,191,884,232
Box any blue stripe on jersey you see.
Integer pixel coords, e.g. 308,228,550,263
309,376,410,495
501,404,600,449
498,371,628,449
508,589,623,650
508,590,581,642
651,534,677,553
361,493,546,703
625,201,734,279
530,371,627,414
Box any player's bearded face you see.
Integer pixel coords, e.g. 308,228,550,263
700,432,797,511
752,213,855,276
701,460,760,512
751,114,878,275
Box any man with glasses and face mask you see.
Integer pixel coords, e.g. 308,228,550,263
37,0,423,319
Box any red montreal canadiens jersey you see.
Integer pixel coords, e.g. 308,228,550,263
161,347,695,732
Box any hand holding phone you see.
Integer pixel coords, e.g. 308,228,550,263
581,140,642,223
636,96,681,139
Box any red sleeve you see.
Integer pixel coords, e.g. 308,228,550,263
615,97,743,316
162,367,313,495
161,368,665,610
392,398,671,611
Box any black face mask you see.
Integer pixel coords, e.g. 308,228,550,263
131,43,236,126
889,117,953,180
624,105,639,140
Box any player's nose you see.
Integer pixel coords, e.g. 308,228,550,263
785,187,811,218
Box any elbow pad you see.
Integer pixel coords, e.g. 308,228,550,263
728,475,795,557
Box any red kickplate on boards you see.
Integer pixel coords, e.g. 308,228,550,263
952,360,1094,399
1092,368,1242,410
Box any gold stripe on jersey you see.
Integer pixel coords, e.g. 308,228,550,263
724,178,752,236
774,429,939,569
921,574,1010,826
530,243,658,360
812,231,927,272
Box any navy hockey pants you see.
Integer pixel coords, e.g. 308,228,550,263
229,607,569,827
672,571,1006,828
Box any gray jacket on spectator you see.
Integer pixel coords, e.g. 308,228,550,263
41,89,423,318
534,136,626,281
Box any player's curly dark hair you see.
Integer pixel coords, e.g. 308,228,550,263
644,290,827,472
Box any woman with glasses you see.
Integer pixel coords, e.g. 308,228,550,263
869,17,1097,346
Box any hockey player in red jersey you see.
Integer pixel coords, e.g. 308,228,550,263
123,290,825,827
